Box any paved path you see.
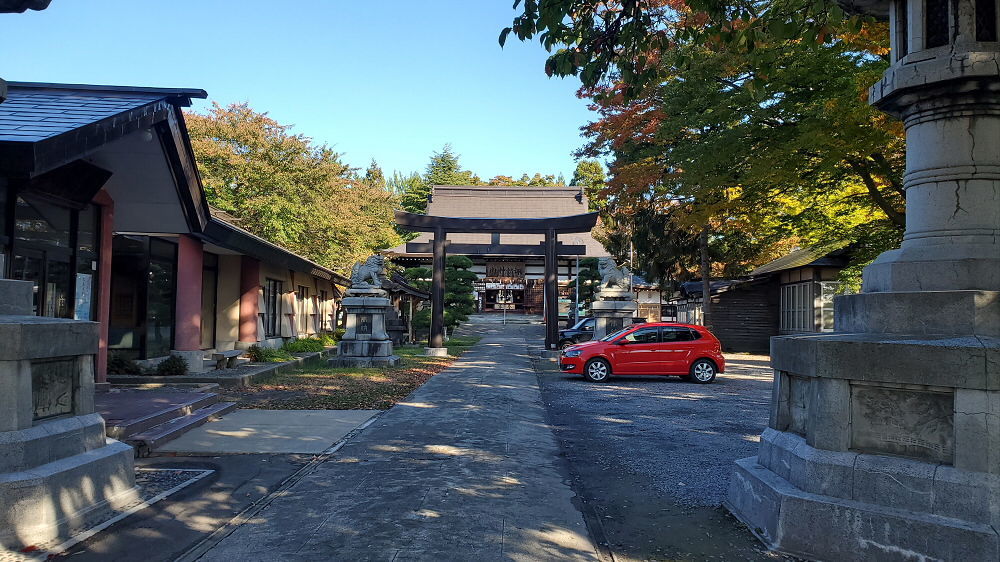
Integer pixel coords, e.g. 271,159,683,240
193,330,598,561
157,410,379,454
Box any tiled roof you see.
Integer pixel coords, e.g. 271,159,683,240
749,241,851,276
426,185,590,218
0,83,204,142
386,185,609,258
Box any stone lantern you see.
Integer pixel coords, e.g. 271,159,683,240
0,280,138,550
725,0,1000,559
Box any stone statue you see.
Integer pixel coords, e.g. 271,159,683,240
597,257,629,290
350,255,385,288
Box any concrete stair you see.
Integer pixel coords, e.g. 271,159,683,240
98,390,236,457
126,401,236,456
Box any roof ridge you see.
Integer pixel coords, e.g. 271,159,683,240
7,81,207,99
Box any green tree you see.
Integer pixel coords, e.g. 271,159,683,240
425,144,482,187
402,267,432,292
444,255,476,328
571,160,607,210
186,102,401,273
391,171,431,214
364,159,386,190
566,258,603,314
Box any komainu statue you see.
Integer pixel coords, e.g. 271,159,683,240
350,255,385,288
597,257,630,290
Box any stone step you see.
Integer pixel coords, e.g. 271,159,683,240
126,402,237,457
105,392,221,440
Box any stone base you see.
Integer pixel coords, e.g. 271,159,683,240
329,355,400,368
591,299,638,340
727,454,999,561
169,350,211,373
424,347,448,357
0,415,138,550
337,339,394,357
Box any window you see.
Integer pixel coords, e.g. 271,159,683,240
780,282,814,333
819,282,839,332
622,327,659,344
895,0,909,59
925,0,949,47
264,278,282,337
662,326,697,342
977,0,998,41
296,285,310,335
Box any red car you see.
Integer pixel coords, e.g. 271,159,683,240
558,322,726,383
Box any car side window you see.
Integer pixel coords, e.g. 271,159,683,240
622,327,659,344
688,328,702,340
662,327,695,342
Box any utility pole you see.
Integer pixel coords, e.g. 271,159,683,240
699,226,711,329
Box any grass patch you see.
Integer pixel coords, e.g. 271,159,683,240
222,337,480,410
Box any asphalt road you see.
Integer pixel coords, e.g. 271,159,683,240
535,352,784,561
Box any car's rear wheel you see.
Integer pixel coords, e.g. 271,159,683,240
584,358,611,382
689,359,717,384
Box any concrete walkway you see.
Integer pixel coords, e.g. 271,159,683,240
191,329,598,561
156,410,379,454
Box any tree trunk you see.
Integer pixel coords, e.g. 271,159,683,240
700,226,712,329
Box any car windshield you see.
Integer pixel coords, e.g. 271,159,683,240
599,327,632,342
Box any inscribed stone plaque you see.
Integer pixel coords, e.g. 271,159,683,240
358,313,373,335
32,358,76,421
850,385,954,463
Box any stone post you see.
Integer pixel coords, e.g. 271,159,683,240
725,1,1000,559
0,280,137,550
330,256,401,367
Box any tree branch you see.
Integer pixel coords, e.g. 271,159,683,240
847,157,906,229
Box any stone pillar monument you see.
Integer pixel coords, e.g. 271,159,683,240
590,258,637,339
330,256,400,367
726,1,1000,559
0,280,138,550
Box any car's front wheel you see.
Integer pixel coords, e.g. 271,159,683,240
559,340,575,350
583,358,611,382
689,359,717,384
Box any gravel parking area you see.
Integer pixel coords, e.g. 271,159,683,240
536,348,784,561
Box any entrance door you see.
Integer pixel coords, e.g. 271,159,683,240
10,248,72,318
10,249,44,315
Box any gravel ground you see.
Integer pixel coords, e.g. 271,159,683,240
542,354,773,507
535,342,784,560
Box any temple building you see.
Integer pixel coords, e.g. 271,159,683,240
385,185,609,316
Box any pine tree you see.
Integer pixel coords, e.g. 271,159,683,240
364,159,386,190
570,160,606,210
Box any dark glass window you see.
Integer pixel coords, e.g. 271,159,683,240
977,0,998,41
201,253,219,350
662,326,696,342
925,0,950,47
623,327,659,344
896,0,909,58
74,204,99,321
264,278,282,337
146,239,177,358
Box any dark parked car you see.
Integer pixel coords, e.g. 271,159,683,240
558,317,595,349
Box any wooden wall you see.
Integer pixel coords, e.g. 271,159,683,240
708,281,779,353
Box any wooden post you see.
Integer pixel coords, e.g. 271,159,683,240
544,228,558,349
430,227,446,349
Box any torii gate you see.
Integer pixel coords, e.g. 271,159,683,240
394,210,599,351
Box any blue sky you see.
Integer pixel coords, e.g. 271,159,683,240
0,1,597,181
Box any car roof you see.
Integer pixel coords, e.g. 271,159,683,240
631,322,707,329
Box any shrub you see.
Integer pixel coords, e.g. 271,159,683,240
283,338,324,353
155,354,189,376
318,333,337,346
247,344,294,362
107,352,145,375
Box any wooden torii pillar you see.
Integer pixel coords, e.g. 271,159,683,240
394,210,598,350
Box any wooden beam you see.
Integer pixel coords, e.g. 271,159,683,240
404,242,587,256
395,210,598,234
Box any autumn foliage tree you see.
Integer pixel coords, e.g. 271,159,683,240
505,0,905,289
186,102,401,274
